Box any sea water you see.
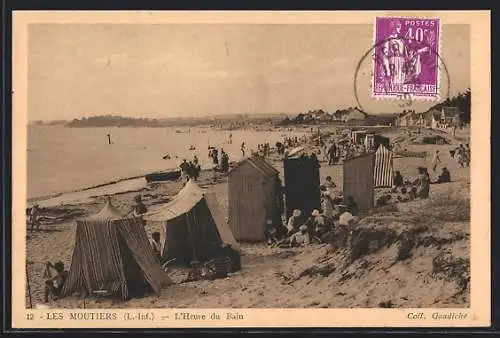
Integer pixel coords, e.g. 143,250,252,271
27,125,308,200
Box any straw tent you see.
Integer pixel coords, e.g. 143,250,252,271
62,198,171,301
144,180,239,266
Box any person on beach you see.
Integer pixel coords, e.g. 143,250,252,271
43,261,68,302
456,144,465,167
416,167,430,199
29,204,41,231
241,142,246,157
393,170,404,188
220,150,230,174
346,196,359,217
436,167,451,183
179,159,190,180
149,232,162,261
126,195,148,219
193,155,199,166
465,143,471,167
182,261,214,283
320,185,335,219
324,176,336,190
206,245,233,279
193,162,201,181
286,209,303,235
229,133,233,145
308,209,329,240
432,150,441,172
212,148,219,167
289,225,311,247
328,143,337,165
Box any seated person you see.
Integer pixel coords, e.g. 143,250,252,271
436,167,451,183
376,194,392,207
397,187,411,202
206,245,233,279
289,225,311,247
346,196,359,216
338,204,356,229
308,209,329,240
393,171,404,187
409,186,418,201
324,176,337,189
44,261,68,302
183,261,215,283
224,244,242,273
264,219,287,245
264,224,279,245
286,209,303,234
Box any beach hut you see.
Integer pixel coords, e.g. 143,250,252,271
365,133,390,151
228,155,281,242
62,198,171,301
343,145,394,209
144,180,239,265
374,145,394,188
343,153,375,211
283,154,321,220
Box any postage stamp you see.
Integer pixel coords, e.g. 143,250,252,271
372,17,441,100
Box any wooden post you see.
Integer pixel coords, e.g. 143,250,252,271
26,263,32,309
107,133,112,145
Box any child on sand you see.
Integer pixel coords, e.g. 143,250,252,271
43,261,68,302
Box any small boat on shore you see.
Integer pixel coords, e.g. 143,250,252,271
145,170,182,183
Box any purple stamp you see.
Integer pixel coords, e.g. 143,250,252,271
372,17,441,100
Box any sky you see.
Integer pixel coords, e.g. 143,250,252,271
28,24,470,121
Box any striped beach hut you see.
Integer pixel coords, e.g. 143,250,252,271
374,145,394,188
62,198,171,301
228,155,281,242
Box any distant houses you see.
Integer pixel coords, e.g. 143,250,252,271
394,106,463,129
340,107,368,123
279,104,462,128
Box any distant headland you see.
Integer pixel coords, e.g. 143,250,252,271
29,89,470,128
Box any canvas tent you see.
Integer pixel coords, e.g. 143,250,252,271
144,180,239,266
62,199,171,301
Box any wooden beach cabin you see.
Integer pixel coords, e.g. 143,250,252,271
228,155,281,242
343,145,394,210
364,133,391,151
343,153,375,211
283,154,321,221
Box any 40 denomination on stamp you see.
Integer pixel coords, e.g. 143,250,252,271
372,17,441,100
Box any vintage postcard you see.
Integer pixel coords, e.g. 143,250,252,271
11,10,490,329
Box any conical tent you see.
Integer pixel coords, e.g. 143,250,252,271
144,180,239,266
62,198,171,301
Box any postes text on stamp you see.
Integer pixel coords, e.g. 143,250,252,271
372,17,441,100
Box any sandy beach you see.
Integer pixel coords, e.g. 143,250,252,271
26,126,470,309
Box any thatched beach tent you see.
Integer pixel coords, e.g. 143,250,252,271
144,180,239,265
62,198,171,301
